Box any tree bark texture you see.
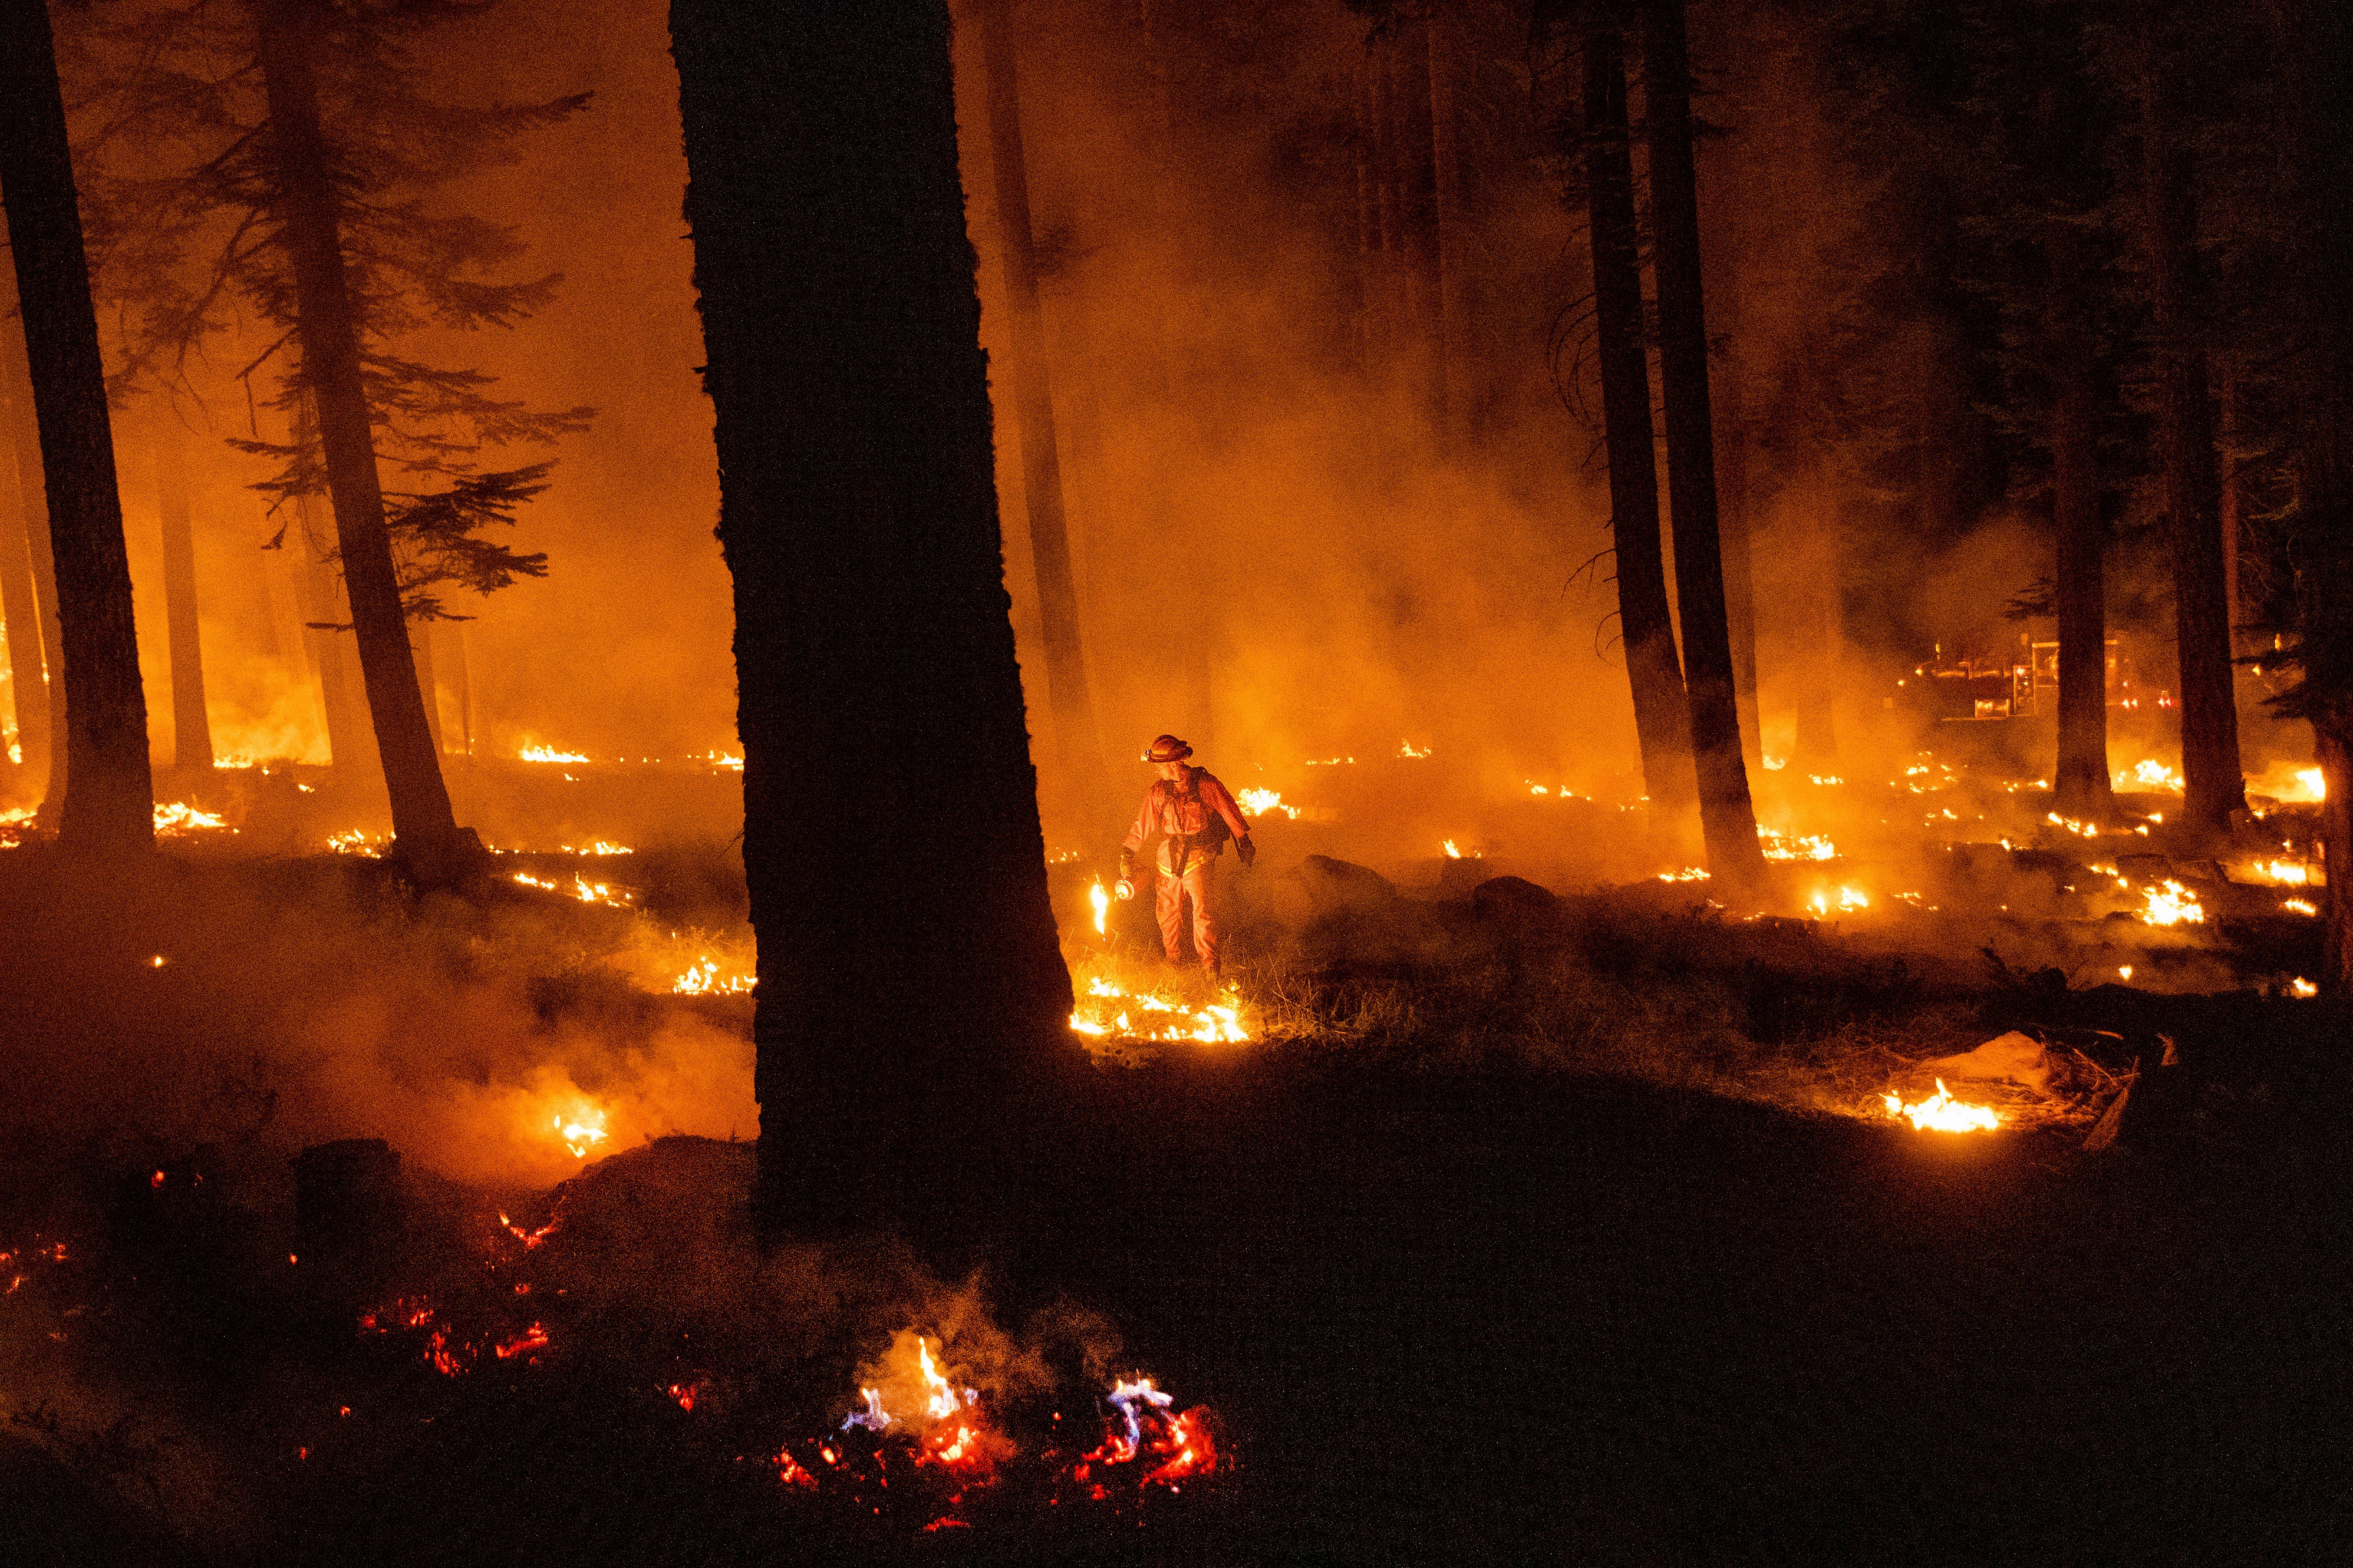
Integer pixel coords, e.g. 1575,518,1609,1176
2042,221,2116,820
977,0,1097,779
0,0,153,856
1642,0,1767,886
253,0,468,871
0,386,51,785
153,420,216,774
1581,24,1693,811
671,0,1075,1226
2134,51,2243,832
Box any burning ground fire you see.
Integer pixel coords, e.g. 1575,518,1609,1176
1882,1079,2003,1133
1069,967,1248,1045
771,1329,1221,1530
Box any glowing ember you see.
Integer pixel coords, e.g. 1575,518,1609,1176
552,1107,608,1158
493,1322,550,1359
673,956,754,995
2139,879,2204,926
153,801,229,834
2120,759,2185,793
706,750,744,770
1304,755,1354,766
1077,1376,1219,1490
1881,1078,2002,1133
1089,880,1109,936
2245,859,2315,886
1762,755,1787,770
2283,899,2318,916
2290,977,2318,998
1441,839,1462,859
1657,867,1710,882
518,744,591,763
326,830,387,857
1235,787,1299,818
2046,811,2100,837
1399,740,1431,758
563,840,634,856
2119,965,2134,980
1758,825,1837,861
1808,774,1843,786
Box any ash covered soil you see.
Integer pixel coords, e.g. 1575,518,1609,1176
2,812,2349,1565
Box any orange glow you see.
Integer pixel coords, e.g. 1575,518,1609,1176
1235,786,1299,818
551,1105,608,1158
1881,1078,2002,1133
1758,825,1837,861
153,801,229,834
1069,968,1249,1044
1089,879,1109,936
518,744,590,762
673,956,754,994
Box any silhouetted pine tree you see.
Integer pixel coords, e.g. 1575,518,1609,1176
68,0,589,879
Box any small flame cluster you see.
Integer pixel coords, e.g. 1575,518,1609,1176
770,1334,1220,1533
1882,1078,2002,1133
2138,879,2205,927
1234,787,1299,819
1757,824,1837,861
1070,975,1248,1044
517,744,591,764
512,870,632,907
153,800,230,835
673,956,755,995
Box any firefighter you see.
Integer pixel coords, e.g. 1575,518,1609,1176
1114,734,1255,975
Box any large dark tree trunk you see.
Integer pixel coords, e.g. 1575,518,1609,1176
153,420,216,777
1700,198,1762,768
1580,23,1693,811
253,0,474,879
0,385,51,789
671,0,1075,1230
2133,47,2243,834
1642,0,1766,887
976,0,1097,782
2043,222,2117,821
0,0,153,857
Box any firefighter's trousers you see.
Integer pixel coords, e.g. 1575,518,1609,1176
1154,854,1221,974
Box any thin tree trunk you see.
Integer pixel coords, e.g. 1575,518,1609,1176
1642,0,1766,886
448,619,474,755
2039,207,2117,821
1700,178,1761,767
1581,24,1692,810
0,386,51,786
153,419,216,776
2217,358,2242,646
253,0,474,877
0,0,153,856
977,0,1097,780
2134,49,2243,833
1426,8,1463,444
7,379,68,811
1792,487,1841,771
412,618,444,752
671,0,1074,1232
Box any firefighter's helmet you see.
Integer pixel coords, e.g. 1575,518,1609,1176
1142,734,1194,763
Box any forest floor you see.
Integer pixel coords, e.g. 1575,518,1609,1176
1,738,2347,1564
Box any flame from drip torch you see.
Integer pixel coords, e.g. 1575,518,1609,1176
1090,880,1109,936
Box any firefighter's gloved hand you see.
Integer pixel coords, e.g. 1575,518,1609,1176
1237,837,1257,869
1114,879,1135,901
